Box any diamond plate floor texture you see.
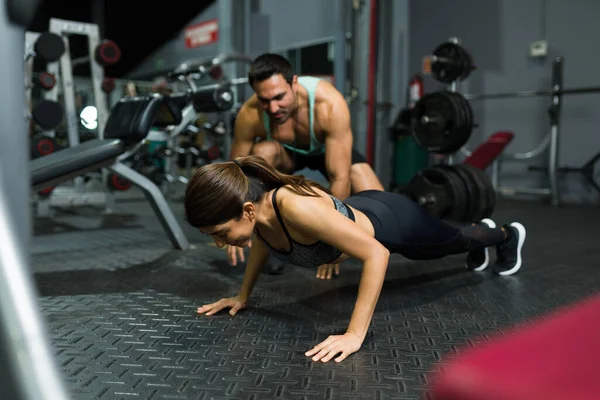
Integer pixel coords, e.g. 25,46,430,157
31,196,600,400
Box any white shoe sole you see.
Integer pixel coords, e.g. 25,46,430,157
471,218,496,272
496,222,526,276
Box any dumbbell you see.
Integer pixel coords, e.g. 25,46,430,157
71,39,122,68
31,99,63,131
102,77,116,93
31,32,66,62
107,173,132,191
34,71,57,90
30,134,62,196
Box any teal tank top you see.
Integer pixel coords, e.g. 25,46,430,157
262,76,325,156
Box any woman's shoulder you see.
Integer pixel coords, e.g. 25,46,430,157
275,185,329,214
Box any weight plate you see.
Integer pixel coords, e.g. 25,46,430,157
447,91,474,152
34,32,65,62
458,45,474,80
431,42,461,83
31,99,63,130
454,164,485,222
445,92,466,139
412,92,458,154
434,165,469,222
411,90,474,154
108,174,132,191
406,167,456,219
461,164,496,219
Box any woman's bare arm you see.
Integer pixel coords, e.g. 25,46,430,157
278,190,390,361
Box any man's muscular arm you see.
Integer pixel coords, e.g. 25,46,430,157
322,89,354,200
230,103,260,160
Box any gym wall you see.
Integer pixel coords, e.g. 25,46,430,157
125,0,411,189
126,2,220,80
248,0,410,188
409,0,600,203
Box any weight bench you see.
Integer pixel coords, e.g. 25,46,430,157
30,94,191,250
463,131,515,170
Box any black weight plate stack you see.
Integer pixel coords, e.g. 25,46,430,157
454,164,484,222
434,165,469,222
406,167,456,219
461,164,496,219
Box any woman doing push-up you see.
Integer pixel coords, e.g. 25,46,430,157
184,155,526,363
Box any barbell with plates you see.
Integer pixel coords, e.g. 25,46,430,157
410,90,474,154
404,163,495,223
430,41,475,83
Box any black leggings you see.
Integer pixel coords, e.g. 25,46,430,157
344,190,506,260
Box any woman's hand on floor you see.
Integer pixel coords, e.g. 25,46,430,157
305,331,363,363
316,263,340,279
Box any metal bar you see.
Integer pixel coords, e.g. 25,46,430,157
498,187,551,196
87,27,108,138
170,52,253,79
333,0,348,97
491,159,499,189
71,55,91,67
49,22,80,148
464,90,549,101
23,31,39,111
107,162,191,250
548,57,563,206
503,130,551,160
191,77,249,92
1,3,71,398
463,85,600,101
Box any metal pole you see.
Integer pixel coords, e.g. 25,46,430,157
548,57,563,206
333,0,348,97
0,2,71,399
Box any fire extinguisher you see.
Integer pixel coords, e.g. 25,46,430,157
408,73,424,109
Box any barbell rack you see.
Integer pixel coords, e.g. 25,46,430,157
444,41,565,206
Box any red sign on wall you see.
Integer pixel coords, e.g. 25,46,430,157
185,19,219,49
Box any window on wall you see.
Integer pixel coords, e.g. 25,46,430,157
286,42,334,77
286,49,300,73
300,42,333,76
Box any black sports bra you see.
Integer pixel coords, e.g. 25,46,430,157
255,187,355,267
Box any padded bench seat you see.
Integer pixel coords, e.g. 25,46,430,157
31,138,125,190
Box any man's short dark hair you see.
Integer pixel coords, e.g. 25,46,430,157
248,53,294,88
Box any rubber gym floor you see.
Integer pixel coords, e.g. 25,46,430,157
32,190,600,400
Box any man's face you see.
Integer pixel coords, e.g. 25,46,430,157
253,74,298,124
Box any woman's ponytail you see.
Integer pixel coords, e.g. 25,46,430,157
235,155,328,198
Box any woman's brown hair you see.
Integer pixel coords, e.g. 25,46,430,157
184,155,329,228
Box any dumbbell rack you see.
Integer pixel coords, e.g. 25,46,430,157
34,18,116,216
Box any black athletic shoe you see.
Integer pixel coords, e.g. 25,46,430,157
494,222,526,276
466,218,496,271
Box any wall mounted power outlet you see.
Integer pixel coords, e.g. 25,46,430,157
530,40,548,58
